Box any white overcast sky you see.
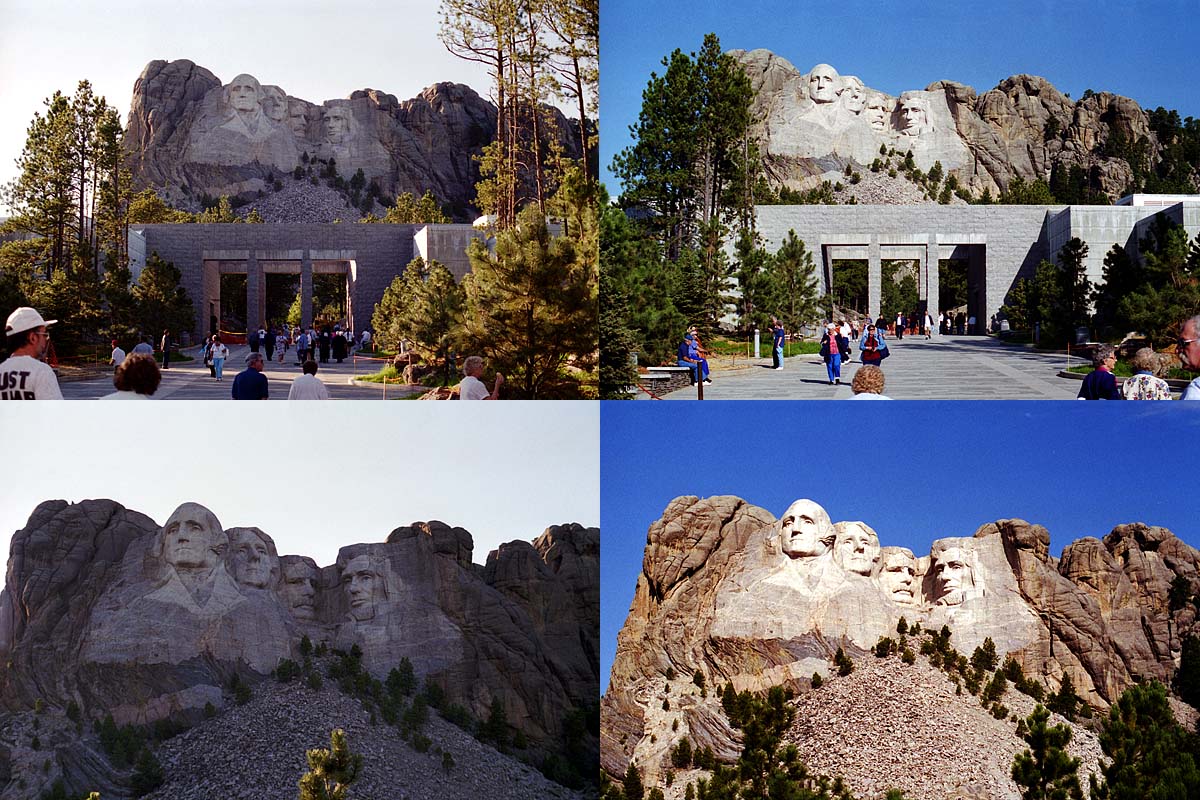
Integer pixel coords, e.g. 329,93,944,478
0,402,598,569
0,0,499,191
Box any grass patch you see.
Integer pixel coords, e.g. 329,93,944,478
357,365,406,384
704,337,821,357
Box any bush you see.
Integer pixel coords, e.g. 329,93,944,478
442,750,455,773
834,647,854,676
131,748,165,797
307,672,323,691
875,637,895,658
901,648,916,665
811,672,823,689
412,733,432,753
276,658,301,683
671,737,692,768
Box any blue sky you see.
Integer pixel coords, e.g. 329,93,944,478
600,401,1200,693
600,0,1200,195
0,402,598,570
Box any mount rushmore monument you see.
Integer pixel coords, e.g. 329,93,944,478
0,499,598,791
733,49,1166,199
601,495,1200,779
125,60,581,217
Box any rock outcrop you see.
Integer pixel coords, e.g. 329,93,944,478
734,48,1164,200
601,495,1199,783
0,500,598,799
124,60,581,220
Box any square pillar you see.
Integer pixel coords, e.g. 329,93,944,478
926,235,940,330
868,236,881,321
246,253,263,333
301,251,314,328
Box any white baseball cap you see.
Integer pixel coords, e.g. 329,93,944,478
5,307,57,336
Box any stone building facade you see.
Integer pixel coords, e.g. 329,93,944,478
754,196,1200,330
128,223,484,337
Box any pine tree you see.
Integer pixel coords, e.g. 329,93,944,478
599,266,640,398
1090,681,1200,798
770,229,821,334
481,697,510,748
130,747,165,797
368,191,451,224
132,252,195,340
461,204,595,398
623,762,645,800
298,729,363,800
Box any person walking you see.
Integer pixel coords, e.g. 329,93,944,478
772,318,785,370
318,329,331,363
894,312,905,340
110,339,126,370
275,330,288,364
264,326,275,363
210,335,229,381
202,336,215,377
820,323,848,385
839,319,853,362
159,329,172,370
2,307,62,400
859,322,889,368
232,352,269,399
332,331,347,363
924,312,934,339
288,361,330,400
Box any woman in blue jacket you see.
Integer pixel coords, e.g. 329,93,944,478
859,322,889,368
820,323,849,385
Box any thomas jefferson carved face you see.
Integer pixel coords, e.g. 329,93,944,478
161,503,226,571
262,86,287,123
833,522,880,575
323,107,351,143
229,529,276,589
227,74,263,113
878,549,917,605
282,560,319,620
933,546,975,605
808,64,839,103
779,499,834,559
898,95,930,136
343,555,386,621
841,76,865,114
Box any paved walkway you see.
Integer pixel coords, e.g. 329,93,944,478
660,335,1089,400
60,345,422,400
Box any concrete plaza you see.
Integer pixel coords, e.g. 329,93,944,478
660,334,1090,400
59,345,422,400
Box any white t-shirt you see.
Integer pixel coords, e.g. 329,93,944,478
288,373,330,400
0,356,63,400
1182,377,1200,401
459,375,490,400
848,392,892,400
111,347,126,366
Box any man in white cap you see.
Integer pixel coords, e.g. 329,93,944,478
3,307,63,400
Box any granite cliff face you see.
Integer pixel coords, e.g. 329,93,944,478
601,495,1198,782
734,49,1161,200
0,500,598,798
124,59,580,219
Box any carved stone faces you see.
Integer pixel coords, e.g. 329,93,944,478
228,528,277,589
262,86,287,123
932,545,975,605
779,499,834,559
808,64,840,103
841,76,865,114
833,521,880,576
343,554,386,621
227,74,263,113
878,548,917,605
323,106,351,144
898,93,931,137
281,559,319,620
288,100,310,138
160,503,225,570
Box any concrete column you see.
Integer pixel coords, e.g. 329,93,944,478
246,253,263,333
926,235,940,331
821,242,833,298
301,251,314,327
868,235,881,320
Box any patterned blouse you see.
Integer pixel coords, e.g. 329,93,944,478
1121,372,1173,400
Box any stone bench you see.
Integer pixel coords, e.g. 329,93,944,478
640,366,696,396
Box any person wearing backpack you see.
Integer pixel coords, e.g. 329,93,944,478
859,323,889,368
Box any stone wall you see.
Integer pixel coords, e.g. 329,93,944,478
132,223,480,335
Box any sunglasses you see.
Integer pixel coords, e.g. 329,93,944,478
1179,338,1198,350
